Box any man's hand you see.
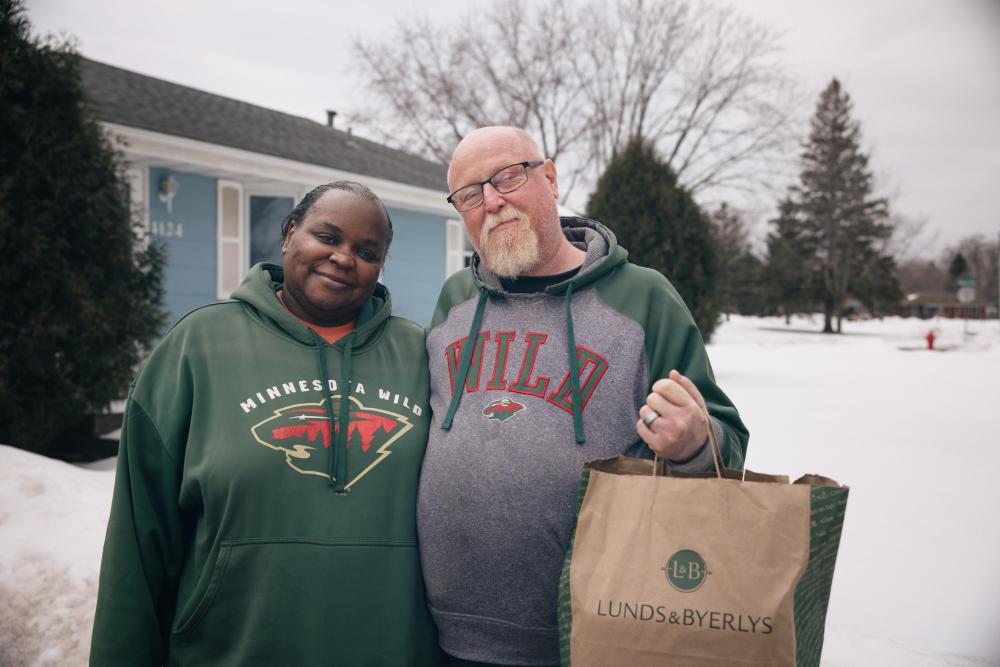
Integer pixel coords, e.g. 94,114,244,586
636,370,709,460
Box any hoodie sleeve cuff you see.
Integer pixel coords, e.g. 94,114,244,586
666,417,727,473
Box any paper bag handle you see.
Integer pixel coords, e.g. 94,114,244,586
652,408,723,479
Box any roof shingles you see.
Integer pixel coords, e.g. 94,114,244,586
80,58,448,192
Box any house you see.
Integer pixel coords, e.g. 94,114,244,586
80,58,469,328
901,292,995,319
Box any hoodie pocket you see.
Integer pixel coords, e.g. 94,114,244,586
168,538,439,666
172,541,233,637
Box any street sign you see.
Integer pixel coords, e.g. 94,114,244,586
956,276,975,304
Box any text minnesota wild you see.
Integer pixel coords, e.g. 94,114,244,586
239,379,424,417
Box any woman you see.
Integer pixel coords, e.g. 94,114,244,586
91,182,441,665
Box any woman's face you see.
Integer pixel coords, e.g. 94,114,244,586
281,190,389,327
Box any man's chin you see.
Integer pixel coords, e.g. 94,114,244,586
481,247,540,279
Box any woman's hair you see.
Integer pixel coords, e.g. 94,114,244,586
280,181,393,249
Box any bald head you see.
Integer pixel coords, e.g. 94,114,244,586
447,126,545,191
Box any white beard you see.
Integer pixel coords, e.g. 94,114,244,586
478,207,540,279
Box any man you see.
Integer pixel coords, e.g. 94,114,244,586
417,127,749,666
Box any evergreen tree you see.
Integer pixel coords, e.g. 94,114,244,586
0,0,166,455
709,203,764,317
946,253,968,291
855,254,903,317
762,197,815,322
586,137,720,340
786,78,894,333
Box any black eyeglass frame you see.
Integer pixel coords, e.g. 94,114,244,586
446,160,545,211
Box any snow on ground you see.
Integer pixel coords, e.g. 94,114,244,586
709,315,1000,666
0,448,114,666
0,315,998,665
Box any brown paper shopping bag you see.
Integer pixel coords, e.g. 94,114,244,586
557,446,848,667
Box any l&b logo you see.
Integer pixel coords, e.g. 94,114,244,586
662,549,709,592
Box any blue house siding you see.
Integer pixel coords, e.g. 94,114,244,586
381,207,448,326
148,168,218,325
143,170,449,330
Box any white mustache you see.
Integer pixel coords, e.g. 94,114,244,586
483,208,522,234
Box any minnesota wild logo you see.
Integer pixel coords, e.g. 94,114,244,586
251,395,412,489
482,397,526,423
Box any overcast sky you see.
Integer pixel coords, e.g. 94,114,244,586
25,0,1000,258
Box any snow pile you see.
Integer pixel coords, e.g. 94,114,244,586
0,315,998,665
0,447,114,666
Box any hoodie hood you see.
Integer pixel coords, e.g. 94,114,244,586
469,217,628,295
231,262,392,493
440,217,628,445
231,263,391,350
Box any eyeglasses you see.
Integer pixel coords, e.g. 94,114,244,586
447,161,544,212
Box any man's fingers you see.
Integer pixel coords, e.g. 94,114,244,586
669,370,708,412
646,390,675,417
650,378,692,408
640,372,711,460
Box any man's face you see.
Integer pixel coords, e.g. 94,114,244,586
448,131,561,278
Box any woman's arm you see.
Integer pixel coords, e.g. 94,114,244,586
90,399,184,666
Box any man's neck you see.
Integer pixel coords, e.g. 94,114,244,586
500,266,580,294
521,241,586,277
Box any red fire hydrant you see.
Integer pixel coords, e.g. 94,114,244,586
926,330,936,350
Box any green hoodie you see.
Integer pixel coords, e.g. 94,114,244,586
91,263,441,666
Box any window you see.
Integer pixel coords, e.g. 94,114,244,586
250,195,294,267
217,180,246,298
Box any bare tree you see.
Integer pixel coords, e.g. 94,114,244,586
349,0,798,204
884,211,937,264
895,257,946,296
350,1,590,182
581,1,797,198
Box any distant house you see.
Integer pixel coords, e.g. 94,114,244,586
901,292,995,319
81,58,470,327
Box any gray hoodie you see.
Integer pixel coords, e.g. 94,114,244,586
417,218,748,665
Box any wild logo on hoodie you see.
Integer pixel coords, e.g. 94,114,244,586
482,397,526,422
445,330,609,414
251,395,412,489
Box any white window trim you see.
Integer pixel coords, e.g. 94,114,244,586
446,219,473,276
217,180,247,299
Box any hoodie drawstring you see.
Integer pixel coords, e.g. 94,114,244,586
564,282,585,444
441,287,488,431
315,330,355,493
334,333,355,493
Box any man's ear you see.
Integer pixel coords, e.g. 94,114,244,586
281,224,294,253
544,158,559,200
